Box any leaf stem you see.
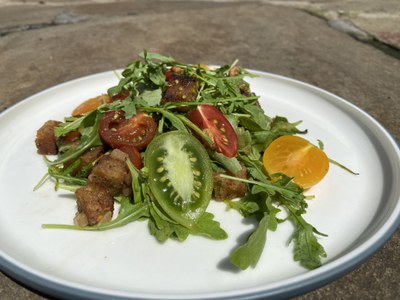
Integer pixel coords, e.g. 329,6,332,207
219,174,304,202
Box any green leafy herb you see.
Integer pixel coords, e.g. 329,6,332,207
230,213,270,270
191,212,228,240
286,204,327,269
42,198,149,231
48,110,103,166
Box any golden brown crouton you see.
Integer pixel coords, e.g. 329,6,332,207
213,165,248,201
35,120,61,155
75,183,114,226
161,74,198,105
88,154,132,196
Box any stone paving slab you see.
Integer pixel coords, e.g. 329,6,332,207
0,0,244,34
2,0,400,49
288,0,400,50
0,1,399,300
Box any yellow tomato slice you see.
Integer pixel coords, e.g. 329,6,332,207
71,94,111,117
262,135,329,189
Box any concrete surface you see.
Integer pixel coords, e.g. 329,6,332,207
267,0,400,50
0,0,399,299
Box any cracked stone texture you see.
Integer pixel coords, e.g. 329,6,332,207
0,1,399,300
298,0,400,49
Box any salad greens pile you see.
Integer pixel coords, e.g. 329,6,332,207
36,50,327,271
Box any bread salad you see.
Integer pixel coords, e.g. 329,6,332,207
34,51,331,271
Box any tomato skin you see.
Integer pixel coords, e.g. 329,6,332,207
117,145,143,169
188,105,238,158
262,135,329,189
72,95,111,117
72,90,130,117
165,67,183,82
165,70,172,82
144,131,213,228
99,110,157,151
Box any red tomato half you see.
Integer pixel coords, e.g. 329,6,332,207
118,145,143,169
165,70,172,82
99,110,157,151
188,105,238,157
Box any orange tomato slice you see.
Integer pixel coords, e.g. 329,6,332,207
262,135,329,189
71,94,111,117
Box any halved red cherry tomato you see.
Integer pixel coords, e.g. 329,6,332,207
188,105,238,157
99,110,157,151
117,145,143,169
165,70,172,82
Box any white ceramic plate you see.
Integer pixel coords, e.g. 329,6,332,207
0,70,399,300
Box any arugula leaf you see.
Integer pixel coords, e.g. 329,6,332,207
287,205,327,269
239,113,306,154
144,107,188,132
148,201,195,242
147,66,168,88
105,96,145,119
47,165,87,188
235,127,252,155
140,88,162,106
107,76,132,98
48,111,103,166
171,223,190,241
239,104,272,131
139,50,176,64
225,197,259,217
148,205,175,242
126,159,142,204
42,198,149,231
220,174,305,205
190,212,228,240
270,116,306,136
230,213,270,270
208,151,242,174
54,116,84,137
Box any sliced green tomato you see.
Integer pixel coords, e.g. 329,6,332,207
144,131,213,228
